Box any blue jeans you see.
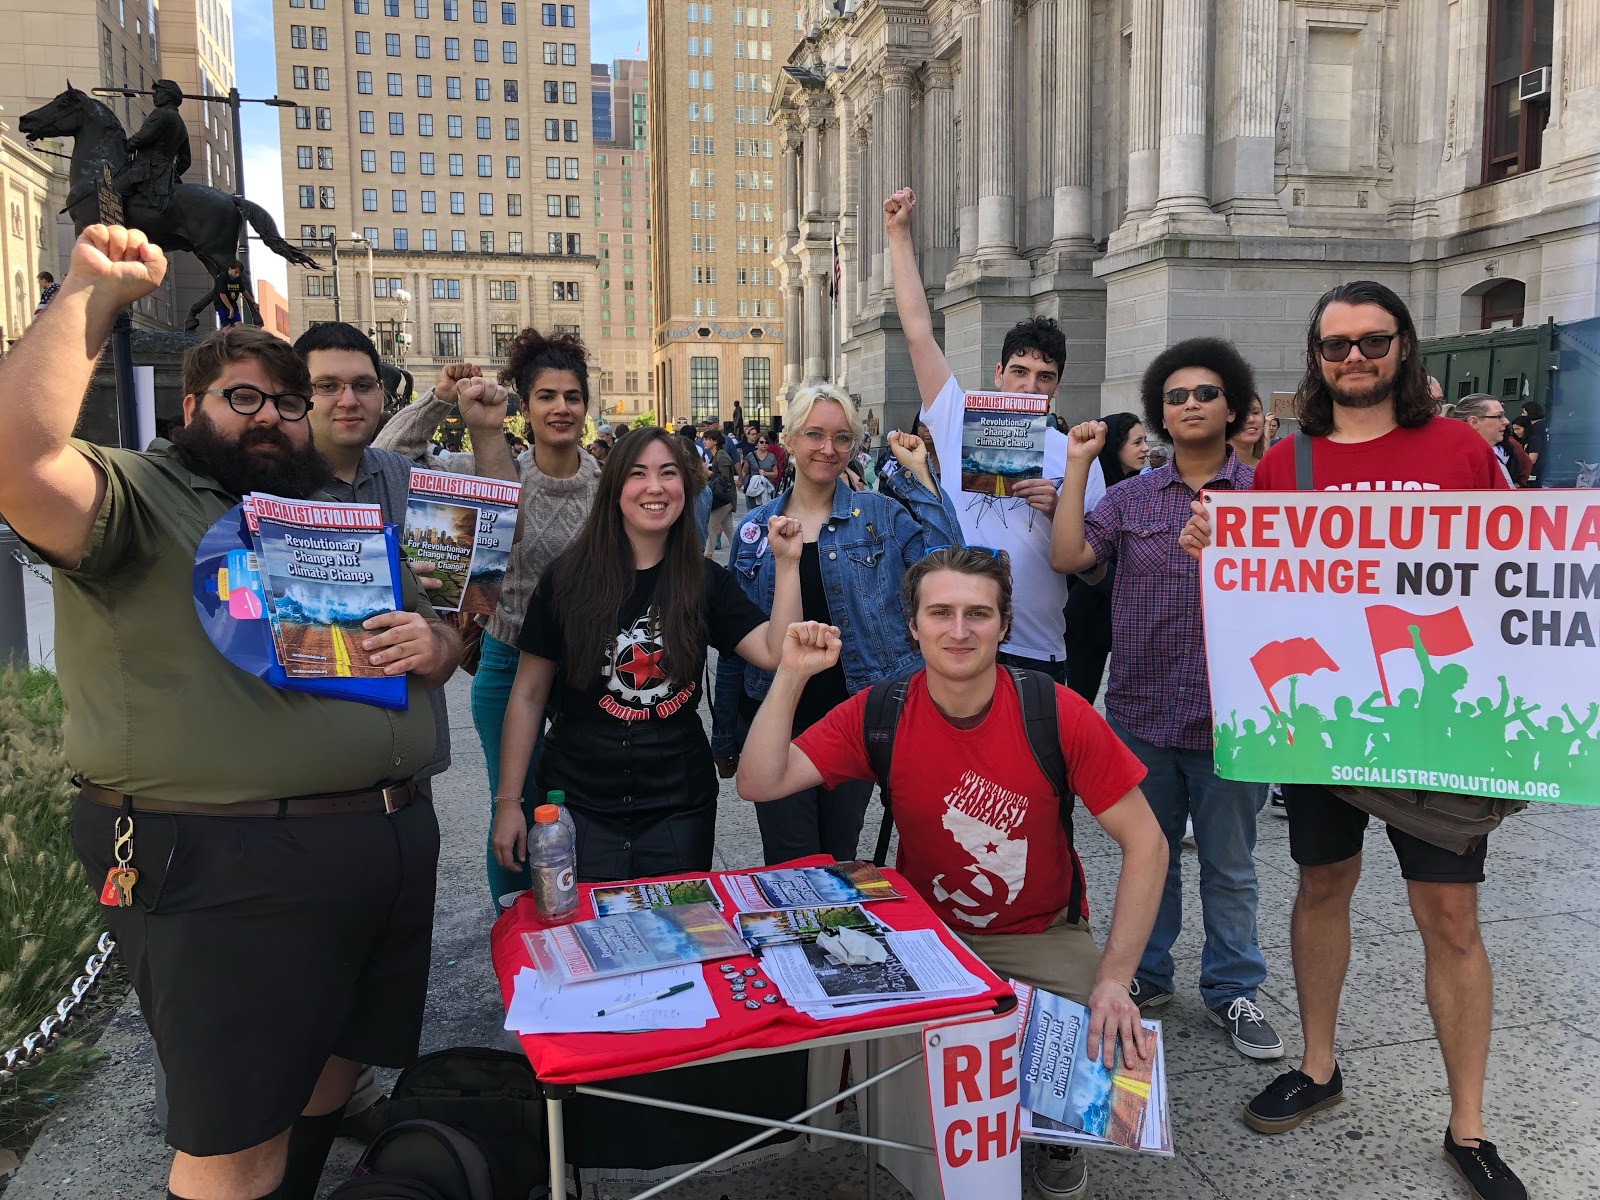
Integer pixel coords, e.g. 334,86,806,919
1109,718,1268,1010
472,631,546,906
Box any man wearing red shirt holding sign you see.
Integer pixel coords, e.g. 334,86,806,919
1184,281,1520,1200
739,547,1167,1198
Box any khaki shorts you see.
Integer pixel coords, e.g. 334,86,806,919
954,911,1101,1004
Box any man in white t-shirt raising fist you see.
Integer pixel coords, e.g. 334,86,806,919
884,187,1105,682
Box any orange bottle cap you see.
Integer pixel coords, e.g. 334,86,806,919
533,804,560,823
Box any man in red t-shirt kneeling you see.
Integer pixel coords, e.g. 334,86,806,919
739,547,1168,1199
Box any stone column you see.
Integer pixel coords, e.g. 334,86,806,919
865,79,886,298
880,63,915,293
1027,0,1055,225
1124,0,1161,221
780,123,800,247
922,61,958,283
802,268,826,384
1052,0,1093,248
1559,0,1600,159
803,107,824,218
1153,0,1213,216
834,91,857,364
782,274,802,393
955,0,981,263
1216,0,1279,212
854,114,873,315
976,0,1019,258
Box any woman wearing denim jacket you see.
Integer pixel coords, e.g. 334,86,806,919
713,384,963,864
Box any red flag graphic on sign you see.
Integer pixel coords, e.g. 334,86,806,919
1250,637,1340,714
1363,604,1474,704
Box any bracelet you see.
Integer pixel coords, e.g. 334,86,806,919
492,794,523,806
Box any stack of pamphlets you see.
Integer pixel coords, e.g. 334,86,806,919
522,902,745,986
1015,982,1173,1156
724,861,903,912
503,964,718,1035
400,469,521,614
760,928,987,1021
735,905,880,952
590,877,723,915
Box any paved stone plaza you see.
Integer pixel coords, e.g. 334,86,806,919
10,567,1600,1198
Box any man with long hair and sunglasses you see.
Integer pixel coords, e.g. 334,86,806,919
1052,337,1284,1065
0,227,460,1200
1181,283,1518,1200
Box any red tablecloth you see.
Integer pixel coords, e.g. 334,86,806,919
491,855,1014,1086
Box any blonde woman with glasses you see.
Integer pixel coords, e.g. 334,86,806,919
713,384,964,864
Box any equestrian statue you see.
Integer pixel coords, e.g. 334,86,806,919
18,82,320,328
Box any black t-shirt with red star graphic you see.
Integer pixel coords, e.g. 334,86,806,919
519,558,767,735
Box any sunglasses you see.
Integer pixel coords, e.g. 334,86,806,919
1317,333,1399,363
921,544,1006,562
1162,385,1225,406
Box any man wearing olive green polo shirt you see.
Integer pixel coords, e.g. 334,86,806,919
0,226,460,1200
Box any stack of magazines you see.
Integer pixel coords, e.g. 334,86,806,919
760,928,988,1021
1015,982,1173,1156
521,902,745,986
723,861,904,912
399,469,522,615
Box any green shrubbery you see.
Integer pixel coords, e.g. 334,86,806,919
0,666,106,1153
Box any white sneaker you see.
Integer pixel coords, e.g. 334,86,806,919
1182,817,1196,847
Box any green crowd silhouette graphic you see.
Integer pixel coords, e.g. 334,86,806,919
1216,627,1600,795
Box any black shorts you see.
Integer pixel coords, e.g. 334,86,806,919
71,792,440,1157
1283,784,1488,884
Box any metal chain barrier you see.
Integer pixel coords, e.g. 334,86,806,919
0,933,116,1086
11,548,51,587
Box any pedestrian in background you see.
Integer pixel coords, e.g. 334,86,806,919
702,427,737,555
1230,395,1270,468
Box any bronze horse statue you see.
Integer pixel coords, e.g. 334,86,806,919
18,85,321,281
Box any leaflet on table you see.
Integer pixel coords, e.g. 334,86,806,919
761,928,985,1017
521,902,745,985
503,964,717,1034
590,877,724,916
958,391,1049,497
735,905,880,951
401,469,521,614
724,861,903,912
1014,982,1173,1156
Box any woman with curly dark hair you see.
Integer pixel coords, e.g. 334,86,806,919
374,327,602,904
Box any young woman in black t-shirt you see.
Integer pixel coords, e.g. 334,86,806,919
493,427,803,881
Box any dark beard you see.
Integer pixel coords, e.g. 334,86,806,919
170,408,333,500
1327,365,1394,411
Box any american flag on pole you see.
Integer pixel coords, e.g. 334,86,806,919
830,235,840,301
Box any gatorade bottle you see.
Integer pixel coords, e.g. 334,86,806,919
528,804,578,922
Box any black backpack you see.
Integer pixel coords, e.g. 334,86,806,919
708,466,735,509
331,1120,495,1200
863,667,1083,922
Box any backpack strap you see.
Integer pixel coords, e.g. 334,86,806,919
1003,666,1084,925
1293,430,1314,491
862,673,913,867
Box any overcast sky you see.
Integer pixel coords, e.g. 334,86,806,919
233,0,647,298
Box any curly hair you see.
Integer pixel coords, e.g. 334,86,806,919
1294,281,1430,437
498,327,590,409
1139,338,1256,441
1000,316,1067,374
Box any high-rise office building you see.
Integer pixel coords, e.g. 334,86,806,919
645,0,798,430
274,0,601,385
590,58,651,423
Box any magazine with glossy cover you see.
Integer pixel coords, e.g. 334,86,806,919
1015,982,1171,1156
725,861,903,911
521,902,745,985
244,495,398,679
402,469,522,615
959,391,1049,497
735,905,878,951
590,877,723,916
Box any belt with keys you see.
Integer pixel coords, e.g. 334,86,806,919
98,809,138,909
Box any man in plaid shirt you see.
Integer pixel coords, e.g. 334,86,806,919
1051,337,1283,1062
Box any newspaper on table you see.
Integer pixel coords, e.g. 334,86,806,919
958,391,1050,497
724,861,903,912
521,902,744,985
401,468,521,614
1014,982,1173,1156
503,964,717,1034
243,495,399,680
761,928,986,1020
735,905,880,952
590,877,723,916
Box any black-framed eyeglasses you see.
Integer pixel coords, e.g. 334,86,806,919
1162,385,1225,406
204,385,313,421
1317,333,1399,363
311,377,384,398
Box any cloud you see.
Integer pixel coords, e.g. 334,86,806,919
591,0,648,62
240,133,289,299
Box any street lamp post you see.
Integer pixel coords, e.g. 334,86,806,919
394,288,413,369
93,83,297,281
351,230,375,329
328,236,341,323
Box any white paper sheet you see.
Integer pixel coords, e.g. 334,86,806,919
503,965,718,1035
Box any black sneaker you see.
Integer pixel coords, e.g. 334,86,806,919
1128,977,1173,1011
1444,1127,1527,1200
1270,784,1288,818
1243,1065,1343,1134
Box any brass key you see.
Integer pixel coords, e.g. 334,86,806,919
112,866,139,907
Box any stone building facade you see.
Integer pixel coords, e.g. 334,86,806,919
591,58,654,423
773,0,1600,434
0,120,60,350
